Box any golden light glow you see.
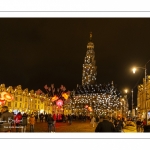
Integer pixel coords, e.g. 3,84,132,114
124,89,128,93
51,95,58,102
1,92,14,102
62,92,69,100
88,106,92,112
132,67,136,74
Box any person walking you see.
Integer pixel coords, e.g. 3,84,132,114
29,114,35,132
22,113,28,132
136,118,142,132
90,116,96,127
35,114,38,123
14,112,22,132
0,106,14,132
47,114,54,132
68,114,72,125
95,115,116,132
52,113,57,131
114,117,123,132
39,113,44,122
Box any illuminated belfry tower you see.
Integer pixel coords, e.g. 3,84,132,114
82,32,97,85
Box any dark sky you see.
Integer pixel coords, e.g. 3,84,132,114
0,18,150,108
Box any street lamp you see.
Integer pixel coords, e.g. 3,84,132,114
121,98,124,117
124,89,128,94
132,59,150,125
131,89,133,117
123,89,129,118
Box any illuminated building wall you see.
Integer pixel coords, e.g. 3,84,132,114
137,75,150,119
0,84,52,115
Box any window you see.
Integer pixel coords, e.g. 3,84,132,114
38,105,39,109
35,105,36,109
20,98,22,101
8,102,11,107
15,102,17,107
25,99,27,102
20,103,22,107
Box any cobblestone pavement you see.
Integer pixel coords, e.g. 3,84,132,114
10,120,138,133
26,120,96,132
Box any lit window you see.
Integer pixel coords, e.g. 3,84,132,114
8,102,11,107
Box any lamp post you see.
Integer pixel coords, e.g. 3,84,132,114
124,89,129,116
121,98,124,118
132,59,150,125
131,89,133,117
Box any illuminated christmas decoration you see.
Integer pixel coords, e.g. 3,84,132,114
44,84,72,114
0,100,6,106
51,95,59,102
73,82,121,115
62,92,69,100
82,32,97,85
1,91,14,102
56,99,63,107
85,105,88,108
44,84,70,102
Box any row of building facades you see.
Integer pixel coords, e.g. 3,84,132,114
137,75,150,123
0,84,73,115
0,83,130,118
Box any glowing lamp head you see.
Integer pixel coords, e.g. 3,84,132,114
124,89,128,93
132,68,136,74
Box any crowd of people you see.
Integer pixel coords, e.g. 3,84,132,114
136,118,146,132
0,105,148,133
0,106,35,132
0,105,63,132
94,115,124,132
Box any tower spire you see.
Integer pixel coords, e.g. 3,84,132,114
89,32,92,41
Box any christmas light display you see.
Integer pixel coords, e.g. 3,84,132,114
72,82,121,116
44,84,71,105
82,32,97,85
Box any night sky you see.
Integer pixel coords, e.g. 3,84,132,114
0,18,150,108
